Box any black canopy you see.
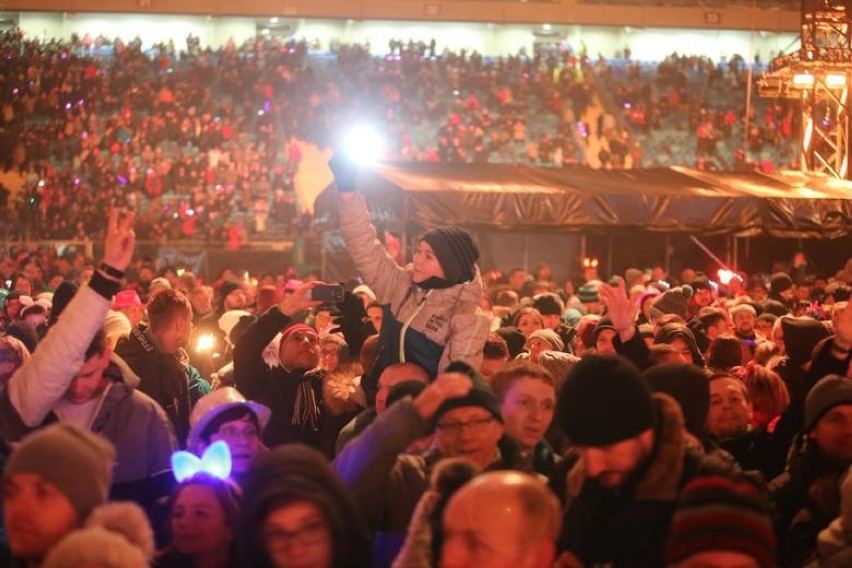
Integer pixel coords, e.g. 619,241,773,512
314,163,852,238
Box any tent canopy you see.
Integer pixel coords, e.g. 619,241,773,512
315,164,852,238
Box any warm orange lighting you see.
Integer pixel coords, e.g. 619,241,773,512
826,73,847,87
803,117,814,151
793,73,815,87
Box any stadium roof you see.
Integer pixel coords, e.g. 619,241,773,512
315,164,852,238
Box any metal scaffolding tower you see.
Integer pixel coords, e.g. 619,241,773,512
759,0,852,178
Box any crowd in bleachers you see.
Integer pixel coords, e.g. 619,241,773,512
0,29,798,243
595,53,798,171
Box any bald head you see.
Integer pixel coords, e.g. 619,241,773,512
375,362,430,414
441,471,560,568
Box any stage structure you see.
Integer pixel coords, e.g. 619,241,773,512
759,0,852,179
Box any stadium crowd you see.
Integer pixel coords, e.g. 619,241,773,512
0,156,850,567
0,29,795,242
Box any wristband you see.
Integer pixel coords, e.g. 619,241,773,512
98,262,126,280
89,271,121,301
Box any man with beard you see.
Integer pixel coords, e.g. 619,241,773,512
730,303,762,363
552,356,738,566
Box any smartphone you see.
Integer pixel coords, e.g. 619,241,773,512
309,284,345,304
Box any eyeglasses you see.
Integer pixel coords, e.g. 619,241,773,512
263,520,328,550
214,425,259,441
435,417,494,435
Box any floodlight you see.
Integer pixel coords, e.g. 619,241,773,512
826,73,847,87
793,73,815,87
342,124,386,165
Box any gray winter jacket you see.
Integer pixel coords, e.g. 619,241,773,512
2,283,176,484
338,193,489,378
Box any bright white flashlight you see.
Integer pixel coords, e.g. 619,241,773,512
342,124,385,165
196,333,216,353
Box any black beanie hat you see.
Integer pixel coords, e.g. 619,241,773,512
532,293,564,317
433,361,503,426
495,326,526,359
804,374,852,432
421,227,479,285
557,355,655,446
770,272,793,295
218,280,243,309
759,299,790,318
643,363,710,437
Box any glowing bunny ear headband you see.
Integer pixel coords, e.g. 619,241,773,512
171,441,232,482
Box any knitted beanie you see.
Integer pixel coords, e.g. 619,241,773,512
666,475,776,568
495,326,526,359
650,285,693,320
805,375,852,432
643,363,710,437
528,328,565,352
279,323,317,344
592,318,618,344
577,283,600,304
532,293,564,317
103,310,132,341
557,355,655,446
782,317,830,369
4,424,115,521
420,227,479,285
770,272,793,295
433,361,503,426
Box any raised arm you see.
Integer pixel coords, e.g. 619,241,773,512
333,372,473,529
331,155,409,302
8,210,135,426
234,282,322,398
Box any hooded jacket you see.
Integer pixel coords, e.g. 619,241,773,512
338,193,489,380
770,438,850,567
1,281,177,487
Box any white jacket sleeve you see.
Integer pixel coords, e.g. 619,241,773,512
8,285,111,426
338,192,410,303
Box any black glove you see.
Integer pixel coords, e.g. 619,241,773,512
328,154,359,193
329,291,373,357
